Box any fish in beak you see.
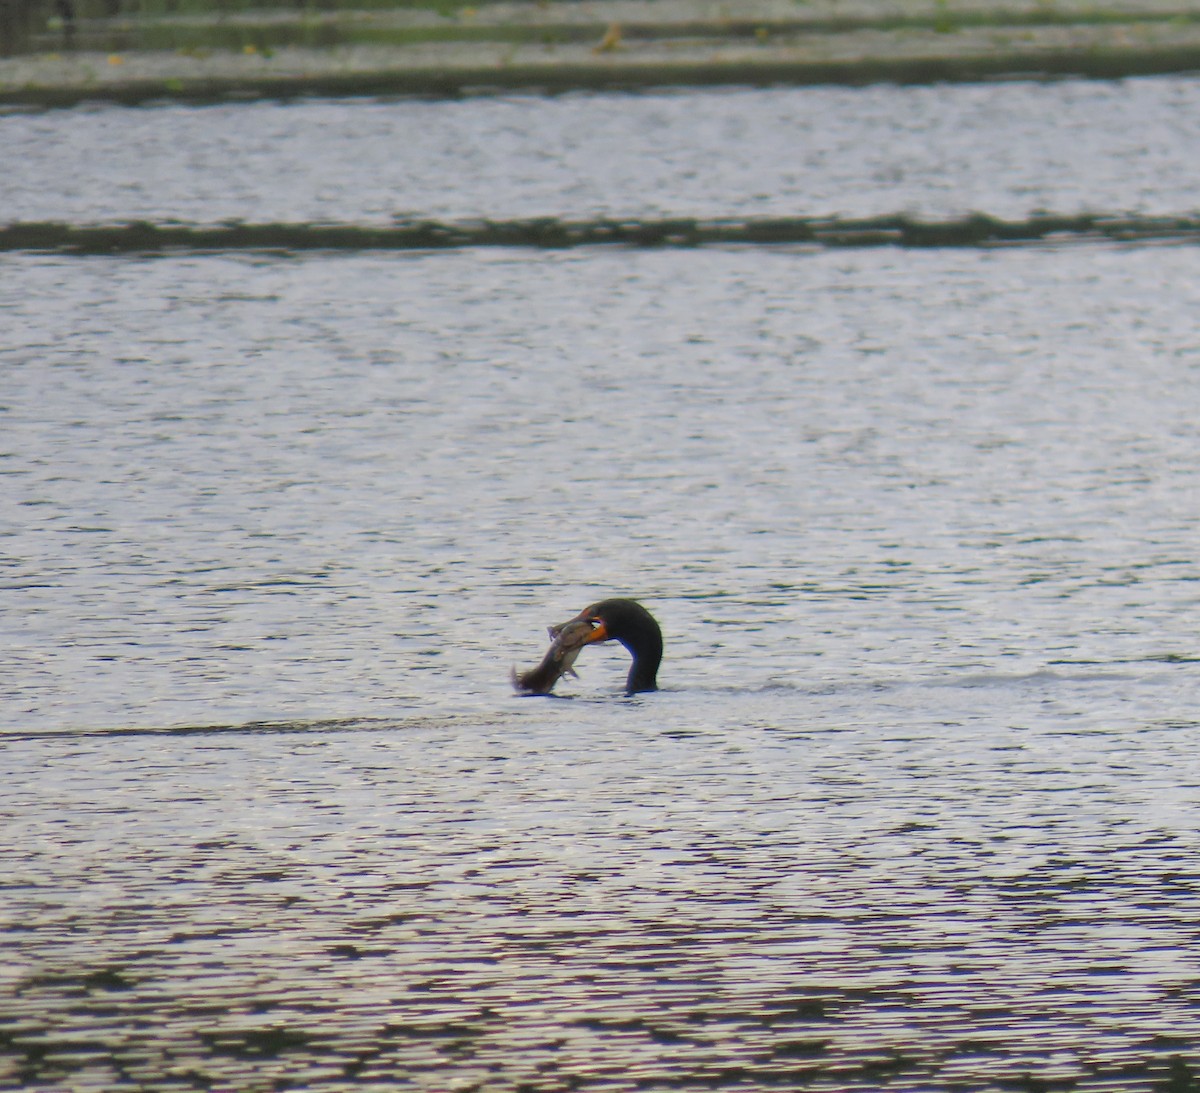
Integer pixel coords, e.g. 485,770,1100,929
511,615,601,695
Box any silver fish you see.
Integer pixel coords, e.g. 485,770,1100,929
512,616,596,695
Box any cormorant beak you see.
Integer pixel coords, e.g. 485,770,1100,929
551,610,608,645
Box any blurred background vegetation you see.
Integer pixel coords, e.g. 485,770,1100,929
0,0,485,54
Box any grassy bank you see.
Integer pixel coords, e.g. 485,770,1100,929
3,0,1200,105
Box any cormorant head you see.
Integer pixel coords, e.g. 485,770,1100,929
568,597,662,694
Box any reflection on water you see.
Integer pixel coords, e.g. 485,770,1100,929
5,78,1200,226
3,241,1200,1088
6,68,1200,1086
5,244,1200,730
5,707,1200,1090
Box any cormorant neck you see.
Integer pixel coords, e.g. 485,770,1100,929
619,633,661,694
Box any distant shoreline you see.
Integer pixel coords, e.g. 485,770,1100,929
4,0,1200,107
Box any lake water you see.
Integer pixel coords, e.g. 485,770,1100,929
3,77,1200,1091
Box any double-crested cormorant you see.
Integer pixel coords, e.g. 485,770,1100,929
563,598,662,694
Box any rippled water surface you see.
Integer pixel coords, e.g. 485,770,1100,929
5,77,1200,223
4,79,1200,1091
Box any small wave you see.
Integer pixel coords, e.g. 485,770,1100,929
0,711,492,742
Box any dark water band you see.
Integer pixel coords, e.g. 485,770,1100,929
2,214,1198,254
